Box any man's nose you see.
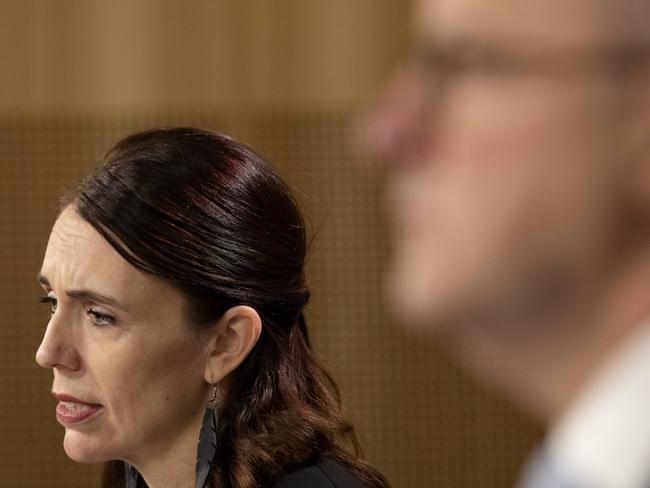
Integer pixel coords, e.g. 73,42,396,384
355,67,435,167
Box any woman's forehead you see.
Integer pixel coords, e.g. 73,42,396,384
43,208,128,283
41,207,181,310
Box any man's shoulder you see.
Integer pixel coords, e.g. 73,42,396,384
275,457,365,488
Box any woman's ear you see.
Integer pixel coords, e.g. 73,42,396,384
204,305,262,384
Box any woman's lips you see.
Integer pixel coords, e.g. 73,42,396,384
52,393,103,425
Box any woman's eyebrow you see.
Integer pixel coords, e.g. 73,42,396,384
36,272,130,312
36,271,49,287
65,289,130,312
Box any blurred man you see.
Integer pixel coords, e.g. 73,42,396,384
359,0,650,486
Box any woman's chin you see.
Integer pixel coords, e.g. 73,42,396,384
63,430,111,464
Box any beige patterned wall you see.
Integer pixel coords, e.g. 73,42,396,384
0,0,408,110
0,2,540,487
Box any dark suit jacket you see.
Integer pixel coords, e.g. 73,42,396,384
275,458,365,488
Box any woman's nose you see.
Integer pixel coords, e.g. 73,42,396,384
35,316,81,372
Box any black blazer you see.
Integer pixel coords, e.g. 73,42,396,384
276,458,365,488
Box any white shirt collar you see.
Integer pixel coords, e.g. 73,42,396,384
539,317,650,488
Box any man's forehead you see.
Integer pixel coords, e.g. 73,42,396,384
413,0,648,49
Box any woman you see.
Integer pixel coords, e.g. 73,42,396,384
35,128,389,488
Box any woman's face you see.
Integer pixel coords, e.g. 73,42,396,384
36,206,209,465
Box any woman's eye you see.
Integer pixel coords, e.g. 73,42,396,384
87,308,116,327
39,294,57,314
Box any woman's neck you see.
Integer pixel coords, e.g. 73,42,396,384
129,408,204,488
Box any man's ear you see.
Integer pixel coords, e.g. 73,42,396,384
204,305,262,384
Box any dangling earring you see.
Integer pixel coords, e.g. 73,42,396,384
195,382,219,488
124,461,141,488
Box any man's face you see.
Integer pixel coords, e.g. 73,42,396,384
363,0,642,329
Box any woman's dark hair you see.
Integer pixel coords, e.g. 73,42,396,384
64,128,388,488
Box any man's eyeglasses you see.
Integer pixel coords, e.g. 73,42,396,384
408,39,650,91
